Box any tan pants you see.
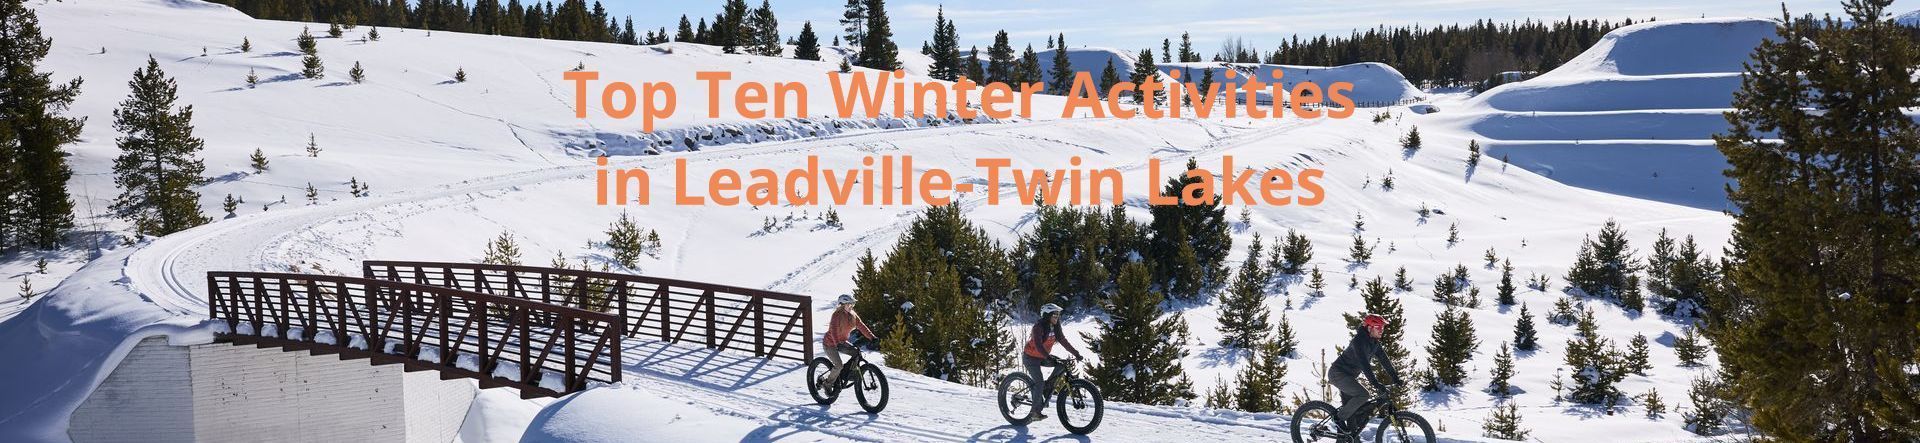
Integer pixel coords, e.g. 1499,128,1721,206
826,343,857,382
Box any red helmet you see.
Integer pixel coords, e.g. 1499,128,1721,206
1363,314,1389,329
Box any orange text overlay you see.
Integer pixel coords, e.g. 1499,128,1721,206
564,70,1357,132
594,155,1325,207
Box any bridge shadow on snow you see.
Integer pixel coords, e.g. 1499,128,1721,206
620,339,798,391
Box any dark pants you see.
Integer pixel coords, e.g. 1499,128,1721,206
1331,369,1369,424
1023,355,1061,412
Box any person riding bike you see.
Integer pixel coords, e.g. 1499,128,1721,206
1021,303,1083,420
1331,314,1402,429
823,294,876,384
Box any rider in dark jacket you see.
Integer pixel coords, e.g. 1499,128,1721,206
1021,303,1081,420
1331,314,1401,427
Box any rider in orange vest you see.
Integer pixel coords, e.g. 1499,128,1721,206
1021,303,1082,420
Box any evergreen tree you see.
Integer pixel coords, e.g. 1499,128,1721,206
1274,312,1297,356
301,53,324,79
480,230,522,265
604,210,644,269
222,194,238,217
1147,158,1232,301
716,0,749,53
1401,125,1422,152
304,182,318,204
1129,48,1162,104
963,46,983,81
1643,388,1667,418
1217,235,1271,348
839,0,866,46
1672,326,1707,367
1014,44,1042,86
111,57,209,237
1512,303,1539,351
1424,305,1479,388
1178,32,1196,62
1098,58,1119,100
1645,230,1715,318
1,0,83,249
1446,222,1460,246
1488,341,1515,396
368,26,380,41
1047,34,1073,95
348,61,365,83
1623,333,1652,375
327,21,343,38
240,37,251,52
924,7,959,81
297,27,318,55
1467,139,1482,170
1481,401,1531,440
1393,267,1413,292
792,21,821,61
1274,229,1313,274
1620,274,1645,313
1564,219,1638,302
853,0,898,70
675,15,694,42
1306,266,1326,297
1496,259,1516,305
1562,309,1624,404
1682,374,1725,435
455,67,467,82
305,133,321,157
985,30,1014,84
1232,334,1289,413
851,205,1014,387
876,311,923,373
249,148,269,172
1086,262,1195,405
746,0,780,57
1203,378,1234,410
245,68,258,88
1346,233,1372,263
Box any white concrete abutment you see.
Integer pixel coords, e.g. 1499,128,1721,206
67,336,477,442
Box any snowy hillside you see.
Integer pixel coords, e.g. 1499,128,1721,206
0,0,1757,441
1430,18,1779,211
1162,62,1426,105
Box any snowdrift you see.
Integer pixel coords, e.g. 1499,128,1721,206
1433,18,1780,210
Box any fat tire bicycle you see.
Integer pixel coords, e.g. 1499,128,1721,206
805,335,889,414
995,357,1104,435
1290,382,1435,443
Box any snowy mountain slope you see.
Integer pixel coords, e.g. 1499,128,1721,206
1161,62,1426,105
1429,17,1780,211
1,1,1745,441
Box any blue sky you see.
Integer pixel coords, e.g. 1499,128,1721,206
599,1,1859,53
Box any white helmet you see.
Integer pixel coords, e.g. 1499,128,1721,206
1040,303,1063,316
837,294,856,306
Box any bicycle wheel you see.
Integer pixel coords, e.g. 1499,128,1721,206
996,372,1037,425
805,357,839,405
1057,379,1104,435
1372,411,1436,443
854,363,889,413
1291,400,1342,443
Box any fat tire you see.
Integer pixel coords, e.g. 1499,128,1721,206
996,372,1037,426
1372,411,1435,443
805,357,839,405
1291,400,1341,443
1057,379,1104,435
854,363,889,413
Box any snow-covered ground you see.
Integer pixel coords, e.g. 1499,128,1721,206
0,1,1770,441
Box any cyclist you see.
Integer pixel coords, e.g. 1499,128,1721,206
1331,313,1402,429
1021,303,1083,420
822,294,876,385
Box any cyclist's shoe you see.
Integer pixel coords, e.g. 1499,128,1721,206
1031,410,1048,420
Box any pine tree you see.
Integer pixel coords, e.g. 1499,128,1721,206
245,68,258,88
305,133,321,157
1393,267,1413,292
1129,48,1162,104
1682,374,1725,435
604,211,644,269
249,148,269,172
1623,333,1651,375
793,21,821,61
1203,378,1234,410
1466,139,1482,170
1512,304,1539,351
1496,259,1516,305
1178,32,1196,62
1147,158,1232,301
1099,58,1119,99
853,0,898,70
839,0,866,46
1646,230,1715,318
876,311,923,373
963,46,983,81
1446,222,1460,246
1347,233,1372,263
1274,229,1313,274
1014,44,1041,86
348,61,365,83
297,27,318,55
1562,309,1623,404
327,22,343,38
1232,335,1289,413
304,183,318,205
924,7,958,80
676,15,695,42
1047,34,1073,95
1306,266,1326,297
746,0,780,57
1480,401,1530,440
368,26,380,41
301,53,324,79
1672,326,1707,367
222,194,238,216
1086,262,1195,405
17,278,33,301
985,30,1014,84
1,0,83,249
1424,305,1479,388
455,67,467,82
1643,388,1667,418
1564,219,1638,302
716,0,749,53
480,230,522,265
1217,236,1270,348
1488,341,1515,396
850,205,1014,387
111,56,210,237
1401,125,1422,152
1620,274,1645,313
1274,312,1297,357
